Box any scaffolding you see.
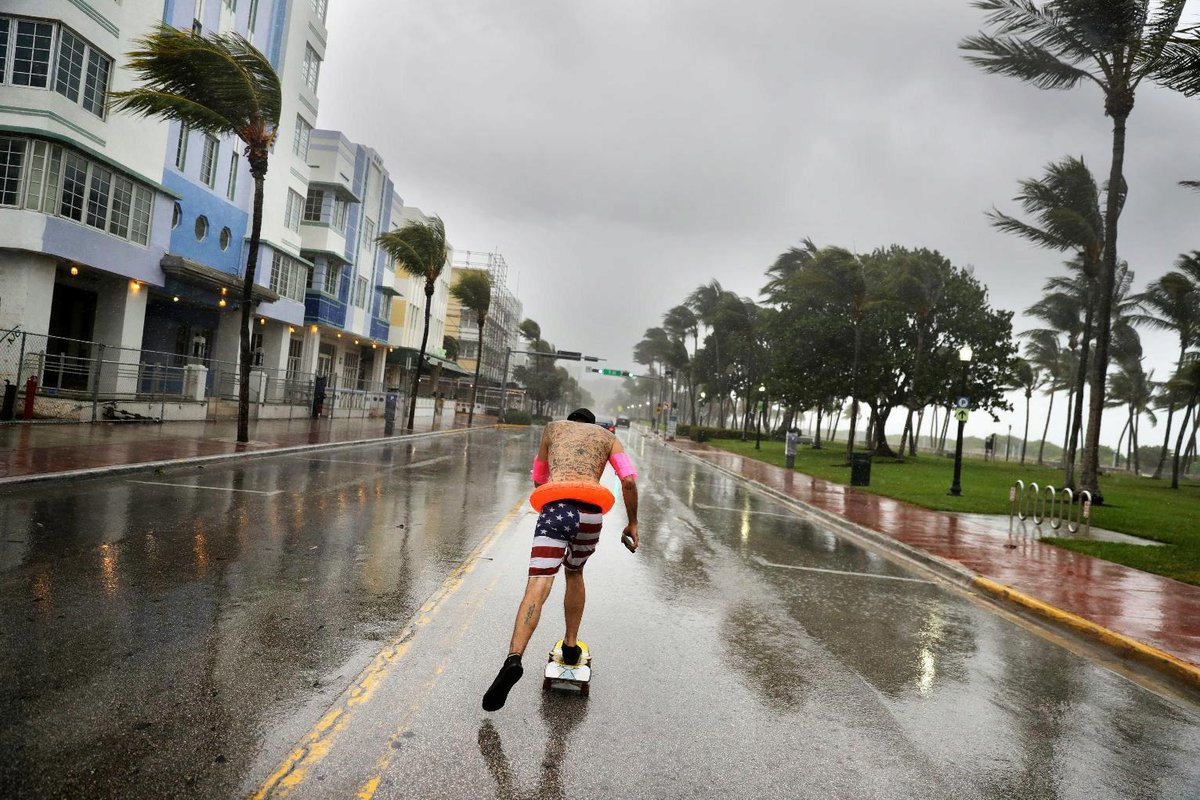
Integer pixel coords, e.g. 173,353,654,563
451,250,523,392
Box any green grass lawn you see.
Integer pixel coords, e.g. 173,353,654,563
706,438,1200,586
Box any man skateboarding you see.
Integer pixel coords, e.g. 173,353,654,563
482,408,639,712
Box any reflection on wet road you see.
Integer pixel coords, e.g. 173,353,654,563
2,428,1199,799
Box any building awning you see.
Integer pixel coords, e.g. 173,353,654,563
160,254,279,303
376,285,403,297
387,346,471,376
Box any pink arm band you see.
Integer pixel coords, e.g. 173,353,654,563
609,453,637,480
531,458,550,483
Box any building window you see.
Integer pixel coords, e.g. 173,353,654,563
354,275,368,308
81,48,110,116
342,351,359,388
0,138,25,206
361,218,376,261
54,28,85,101
294,115,312,160
175,123,189,171
11,137,154,244
172,201,182,228
12,20,53,88
199,135,219,187
227,152,238,200
270,251,308,303
332,197,348,230
195,214,209,241
285,188,303,232
0,17,111,115
303,187,324,222
301,44,321,92
312,0,329,23
323,263,341,296
248,0,259,36
219,226,232,250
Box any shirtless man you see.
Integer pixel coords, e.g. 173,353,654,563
482,408,639,712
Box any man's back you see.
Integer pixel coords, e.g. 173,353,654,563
544,420,615,482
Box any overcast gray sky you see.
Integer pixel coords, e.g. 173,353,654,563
322,1,1200,447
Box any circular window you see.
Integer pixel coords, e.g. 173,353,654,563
172,202,182,229
219,227,232,251
194,215,209,241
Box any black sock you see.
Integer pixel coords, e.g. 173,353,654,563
560,643,582,666
482,654,523,712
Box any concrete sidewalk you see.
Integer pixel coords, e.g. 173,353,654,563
0,414,474,484
667,437,1200,689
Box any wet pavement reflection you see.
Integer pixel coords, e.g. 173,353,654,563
2,429,1199,799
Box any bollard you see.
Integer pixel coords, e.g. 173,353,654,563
23,374,37,420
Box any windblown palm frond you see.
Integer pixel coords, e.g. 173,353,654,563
378,217,449,283
451,269,492,324
109,24,281,149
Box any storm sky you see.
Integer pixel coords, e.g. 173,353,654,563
321,1,1200,446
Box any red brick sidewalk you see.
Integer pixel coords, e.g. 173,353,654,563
670,438,1200,680
0,415,468,482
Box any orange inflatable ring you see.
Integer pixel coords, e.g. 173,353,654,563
530,481,616,515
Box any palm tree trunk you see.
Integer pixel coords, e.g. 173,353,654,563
406,280,434,431
467,316,483,427
1065,300,1094,489
813,406,823,449
1037,389,1054,465
1061,385,1074,463
1081,109,1131,503
1021,389,1031,464
236,170,266,444
913,407,925,456
1115,414,1130,469
1152,345,1187,479
1171,399,1196,490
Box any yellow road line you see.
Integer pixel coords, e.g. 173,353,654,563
974,576,1200,690
354,571,506,799
249,499,528,799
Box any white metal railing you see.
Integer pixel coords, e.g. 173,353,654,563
1009,479,1092,535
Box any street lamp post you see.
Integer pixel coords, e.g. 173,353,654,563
755,384,766,450
948,345,973,497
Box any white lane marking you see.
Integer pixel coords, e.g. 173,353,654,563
751,555,934,584
693,503,798,519
306,454,454,469
127,480,283,496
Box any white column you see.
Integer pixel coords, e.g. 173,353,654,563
370,347,386,388
93,278,148,395
0,252,56,336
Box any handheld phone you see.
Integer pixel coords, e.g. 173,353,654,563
622,533,636,552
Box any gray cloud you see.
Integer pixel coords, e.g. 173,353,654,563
322,0,1200,441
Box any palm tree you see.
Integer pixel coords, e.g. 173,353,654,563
1106,359,1156,473
988,156,1103,486
663,305,699,424
443,336,460,362
377,216,449,431
1022,329,1068,465
1130,263,1200,478
450,269,492,428
111,24,281,444
1166,357,1200,489
1008,357,1040,464
962,0,1200,502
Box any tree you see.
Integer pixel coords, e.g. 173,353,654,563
1130,262,1200,478
1165,358,1200,489
450,269,492,428
1022,329,1071,464
1008,357,1040,463
988,156,1103,486
443,336,460,362
663,305,699,424
1106,358,1156,473
377,216,449,431
962,0,1200,502
111,24,281,444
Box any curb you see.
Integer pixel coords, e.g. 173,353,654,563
657,436,1200,692
0,425,503,490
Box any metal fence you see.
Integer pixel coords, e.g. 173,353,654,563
1008,480,1092,536
0,327,396,424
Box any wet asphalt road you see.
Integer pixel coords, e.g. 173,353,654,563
2,428,1199,799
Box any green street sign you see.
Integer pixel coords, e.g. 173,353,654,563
590,368,634,377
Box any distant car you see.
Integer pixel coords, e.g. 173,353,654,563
616,415,631,428
594,416,617,433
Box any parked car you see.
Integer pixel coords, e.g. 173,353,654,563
594,415,617,433
616,415,631,428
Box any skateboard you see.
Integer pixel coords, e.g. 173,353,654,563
543,640,591,697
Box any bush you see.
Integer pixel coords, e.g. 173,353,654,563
500,409,533,425
532,414,553,425
689,425,752,441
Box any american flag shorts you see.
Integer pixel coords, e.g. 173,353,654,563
528,500,604,576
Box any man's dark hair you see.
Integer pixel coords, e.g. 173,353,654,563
566,408,596,424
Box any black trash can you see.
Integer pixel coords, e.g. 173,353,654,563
0,380,16,421
850,452,872,486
